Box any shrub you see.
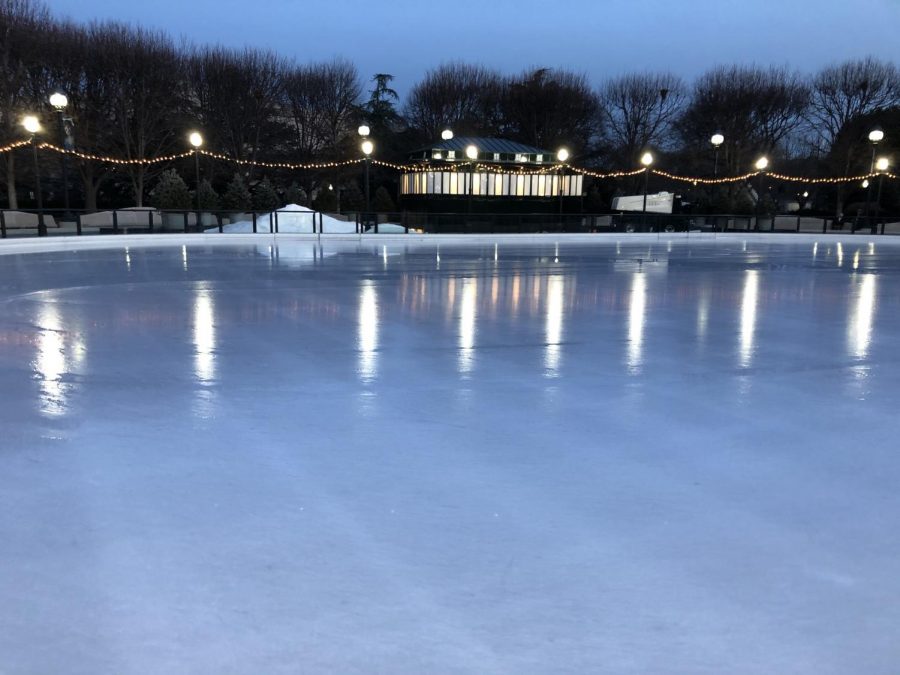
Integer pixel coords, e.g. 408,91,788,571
149,169,192,210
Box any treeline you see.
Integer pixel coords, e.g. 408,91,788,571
2,0,899,215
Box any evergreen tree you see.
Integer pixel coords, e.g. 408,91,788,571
149,169,192,209
312,186,338,212
341,180,365,210
196,179,220,210
285,182,307,206
365,73,402,135
223,173,252,211
253,177,281,211
372,185,396,213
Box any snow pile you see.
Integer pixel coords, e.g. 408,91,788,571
208,203,353,234
207,203,409,234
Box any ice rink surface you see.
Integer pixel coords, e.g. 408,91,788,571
1,234,899,674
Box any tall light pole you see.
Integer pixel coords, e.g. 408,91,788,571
466,144,478,225
864,127,884,226
22,115,46,236
710,133,724,176
189,132,203,217
49,92,70,218
556,148,569,226
640,151,653,228
362,139,374,229
874,156,890,233
754,156,769,230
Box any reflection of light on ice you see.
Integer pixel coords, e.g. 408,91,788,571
627,273,646,373
511,275,521,315
182,245,189,272
697,287,710,340
193,288,216,384
836,243,844,267
458,278,477,375
34,303,68,417
739,270,759,368
544,275,565,376
849,274,876,360
812,242,818,261
853,249,860,270
358,281,378,382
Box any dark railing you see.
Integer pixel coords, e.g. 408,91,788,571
1,207,898,239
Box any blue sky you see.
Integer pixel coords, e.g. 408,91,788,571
46,0,900,97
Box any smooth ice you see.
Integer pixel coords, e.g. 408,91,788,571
1,235,899,674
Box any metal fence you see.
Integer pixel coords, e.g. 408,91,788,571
2,207,899,239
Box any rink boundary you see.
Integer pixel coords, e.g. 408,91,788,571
0,231,896,256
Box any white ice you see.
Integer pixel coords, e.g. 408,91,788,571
1,234,900,674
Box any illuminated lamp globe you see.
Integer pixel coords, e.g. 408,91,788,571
862,179,870,188
188,132,203,148
868,128,885,144
710,133,724,147
441,129,454,141
358,125,370,137
640,152,653,167
875,157,890,172
557,148,570,163
49,92,68,110
754,156,769,171
465,145,478,160
22,115,40,134
361,139,374,156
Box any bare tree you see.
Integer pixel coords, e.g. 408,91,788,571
500,68,601,155
32,20,123,210
598,72,686,163
282,58,360,160
282,58,361,202
0,0,50,208
804,58,900,216
676,65,809,175
404,62,504,139
187,46,286,181
807,57,900,156
98,23,186,206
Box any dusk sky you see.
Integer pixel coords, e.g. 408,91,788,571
47,0,900,97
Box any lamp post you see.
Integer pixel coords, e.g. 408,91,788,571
49,92,70,218
710,133,724,176
22,115,45,236
189,132,203,218
556,148,569,226
466,144,478,225
874,156,890,233
640,151,653,228
864,127,884,227
361,139,374,230
754,156,769,231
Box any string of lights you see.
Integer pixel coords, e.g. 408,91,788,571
765,171,887,185
36,142,195,165
569,166,647,179
197,149,363,170
651,169,759,184
11,140,898,184
0,140,36,154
